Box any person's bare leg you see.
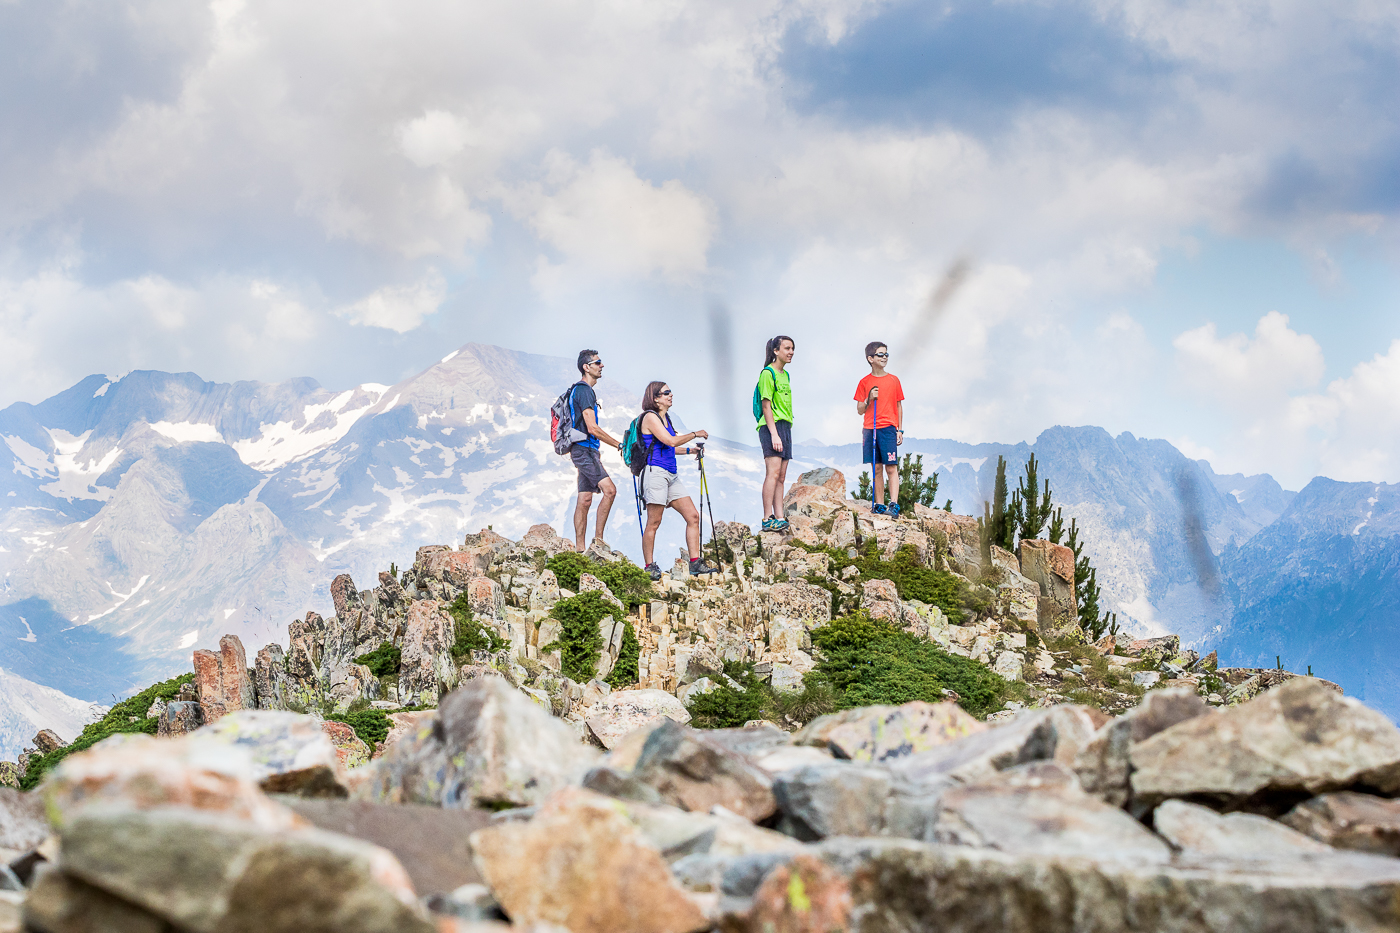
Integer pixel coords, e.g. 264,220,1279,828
886,463,900,509
872,466,885,506
573,491,594,551
772,460,791,521
642,502,665,565
672,497,701,559
762,457,782,520
592,478,617,544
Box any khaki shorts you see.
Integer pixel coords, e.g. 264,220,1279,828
641,468,691,507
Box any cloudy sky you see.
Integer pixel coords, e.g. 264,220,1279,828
1,0,1397,488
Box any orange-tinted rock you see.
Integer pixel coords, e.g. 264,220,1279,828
192,634,254,723
322,721,372,770
469,787,707,933
737,854,852,933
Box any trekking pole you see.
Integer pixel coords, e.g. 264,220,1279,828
697,443,720,567
871,391,878,510
632,472,646,545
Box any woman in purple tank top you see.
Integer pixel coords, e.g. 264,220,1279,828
638,381,719,580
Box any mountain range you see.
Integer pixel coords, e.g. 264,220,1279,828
2,342,1396,755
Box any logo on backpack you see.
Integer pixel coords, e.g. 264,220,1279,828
549,382,588,455
751,366,777,423
620,415,658,477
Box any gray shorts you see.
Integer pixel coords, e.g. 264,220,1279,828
641,468,690,506
571,445,610,493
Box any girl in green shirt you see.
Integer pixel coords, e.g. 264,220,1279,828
757,335,795,532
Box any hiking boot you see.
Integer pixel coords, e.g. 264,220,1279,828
872,502,887,515
760,517,777,533
690,558,720,575
772,518,790,531
645,562,663,581
887,502,902,518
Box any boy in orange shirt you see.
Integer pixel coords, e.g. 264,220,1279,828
854,341,905,515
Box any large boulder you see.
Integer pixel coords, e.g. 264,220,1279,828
358,676,596,809
782,468,848,519
798,701,984,764
183,709,347,797
585,690,691,750
254,643,288,710
56,806,431,933
1131,678,1400,813
629,721,777,823
1016,539,1076,618
1074,688,1208,807
1282,792,1400,856
1153,799,1331,857
728,835,1400,933
772,760,894,840
397,599,456,707
470,787,707,933
934,762,1172,863
41,733,301,832
192,634,254,723
1,787,48,858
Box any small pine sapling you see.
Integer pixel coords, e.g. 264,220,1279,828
856,471,872,502
896,454,939,512
1015,454,1054,541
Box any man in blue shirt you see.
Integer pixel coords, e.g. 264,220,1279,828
570,350,622,552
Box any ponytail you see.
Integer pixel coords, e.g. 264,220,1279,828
764,335,795,366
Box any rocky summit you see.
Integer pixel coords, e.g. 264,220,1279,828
1,467,1396,932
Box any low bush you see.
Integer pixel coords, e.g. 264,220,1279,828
807,612,1012,719
19,672,194,790
605,621,640,688
685,662,838,729
353,643,401,677
326,707,391,748
543,591,613,682
446,591,506,663
792,540,981,624
547,553,654,609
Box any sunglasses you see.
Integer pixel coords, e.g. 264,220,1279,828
873,352,889,359
658,389,672,396
587,359,604,366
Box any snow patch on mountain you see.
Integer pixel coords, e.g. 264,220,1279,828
0,666,107,760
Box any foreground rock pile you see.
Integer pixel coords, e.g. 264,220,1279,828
5,675,1400,931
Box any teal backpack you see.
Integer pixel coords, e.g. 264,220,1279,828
621,415,658,477
751,366,777,422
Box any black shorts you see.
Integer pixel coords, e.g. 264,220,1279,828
759,420,792,460
571,445,611,492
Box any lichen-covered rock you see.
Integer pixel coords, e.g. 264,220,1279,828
358,676,596,809
254,643,288,710
0,762,18,790
1074,688,1207,807
398,599,456,706
59,806,431,933
767,582,832,629
321,721,372,770
796,701,984,764
1131,678,1400,813
326,662,380,713
182,709,346,796
42,732,301,831
0,787,47,857
157,700,205,737
469,787,707,933
33,730,65,754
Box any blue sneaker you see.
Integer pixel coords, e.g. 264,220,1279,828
761,518,776,532
887,503,902,518
872,502,887,515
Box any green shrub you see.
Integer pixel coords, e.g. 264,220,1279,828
447,591,506,663
326,708,391,748
544,591,612,682
685,663,838,729
807,612,1010,719
547,553,654,609
353,643,401,677
793,540,978,623
20,673,194,791
687,663,768,728
605,621,640,688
